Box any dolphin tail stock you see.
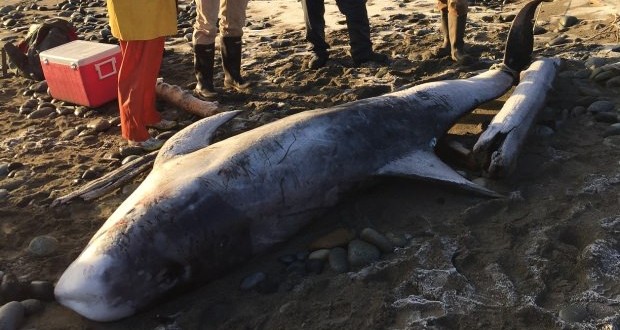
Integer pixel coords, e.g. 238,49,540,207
155,110,243,165
502,0,545,75
375,150,504,198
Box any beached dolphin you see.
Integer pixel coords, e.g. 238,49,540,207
54,0,544,322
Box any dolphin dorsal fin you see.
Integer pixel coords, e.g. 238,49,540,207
375,151,502,197
155,110,242,165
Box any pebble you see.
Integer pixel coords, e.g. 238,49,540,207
348,239,380,267
594,112,618,123
0,274,27,303
0,189,8,200
606,76,620,88
60,128,79,140
278,254,297,265
328,247,349,273
87,118,111,132
360,228,394,253
0,178,25,191
386,232,408,248
547,35,568,46
20,299,43,316
603,135,620,148
558,304,589,322
0,163,8,176
0,301,25,330
119,146,144,157
587,100,615,114
27,107,55,119
308,249,330,261
308,228,356,250
603,123,620,137
240,272,266,291
571,106,586,117
27,235,59,257
29,281,54,301
55,106,73,116
558,15,578,28
81,169,100,180
121,155,141,165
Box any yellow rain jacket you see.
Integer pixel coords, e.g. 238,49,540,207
107,0,177,41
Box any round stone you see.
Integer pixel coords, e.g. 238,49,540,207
328,247,349,274
27,236,59,257
348,239,381,267
0,301,25,330
360,228,394,253
559,304,589,322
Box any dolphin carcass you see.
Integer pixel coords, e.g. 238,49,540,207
54,0,545,322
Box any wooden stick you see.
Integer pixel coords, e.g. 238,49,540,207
51,151,158,206
472,57,560,178
155,79,221,118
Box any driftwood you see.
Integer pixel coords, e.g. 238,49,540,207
155,79,220,117
472,57,560,178
51,151,158,206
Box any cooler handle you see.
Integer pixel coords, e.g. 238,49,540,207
94,57,117,80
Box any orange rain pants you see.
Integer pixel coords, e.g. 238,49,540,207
117,37,164,142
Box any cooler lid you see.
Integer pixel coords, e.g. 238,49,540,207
39,40,120,66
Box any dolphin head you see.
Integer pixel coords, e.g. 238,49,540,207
55,175,253,321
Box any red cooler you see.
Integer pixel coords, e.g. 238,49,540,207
40,40,121,107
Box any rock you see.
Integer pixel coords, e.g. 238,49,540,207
240,272,266,291
27,107,56,119
558,304,589,322
60,129,79,140
0,163,8,176
119,146,144,157
606,76,620,88
121,155,140,165
603,135,620,148
20,299,43,316
558,15,578,28
594,112,618,123
81,169,100,180
587,100,615,113
309,228,356,250
87,118,111,132
360,228,394,253
0,189,8,200
0,178,25,191
348,239,381,267
603,123,620,137
0,301,25,330
571,106,586,117
308,249,330,261
0,274,27,303
547,35,568,46
29,281,54,301
277,254,297,265
329,247,349,274
27,235,59,257
386,232,408,248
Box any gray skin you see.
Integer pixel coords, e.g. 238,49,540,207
54,0,543,322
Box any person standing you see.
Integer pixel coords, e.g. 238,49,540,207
301,0,389,69
193,0,251,99
424,0,473,65
107,0,178,150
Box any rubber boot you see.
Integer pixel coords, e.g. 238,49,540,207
448,14,473,65
193,43,217,100
423,11,450,60
220,36,250,92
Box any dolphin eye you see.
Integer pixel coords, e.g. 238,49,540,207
156,262,185,289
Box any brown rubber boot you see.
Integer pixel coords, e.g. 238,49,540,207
422,11,450,60
448,14,473,65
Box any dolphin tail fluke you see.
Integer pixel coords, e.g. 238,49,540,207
155,110,243,165
376,151,503,198
502,0,545,73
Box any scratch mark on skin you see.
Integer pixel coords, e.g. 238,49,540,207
278,134,297,165
279,177,286,205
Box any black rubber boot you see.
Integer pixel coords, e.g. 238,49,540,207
193,43,217,100
220,36,250,92
449,14,473,65
422,11,451,60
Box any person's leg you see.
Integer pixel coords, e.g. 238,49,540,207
220,0,251,90
117,38,165,143
421,1,451,60
301,0,329,68
447,0,472,64
336,0,387,66
193,0,219,98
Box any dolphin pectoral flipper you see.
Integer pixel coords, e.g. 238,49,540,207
155,110,243,165
376,151,503,198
